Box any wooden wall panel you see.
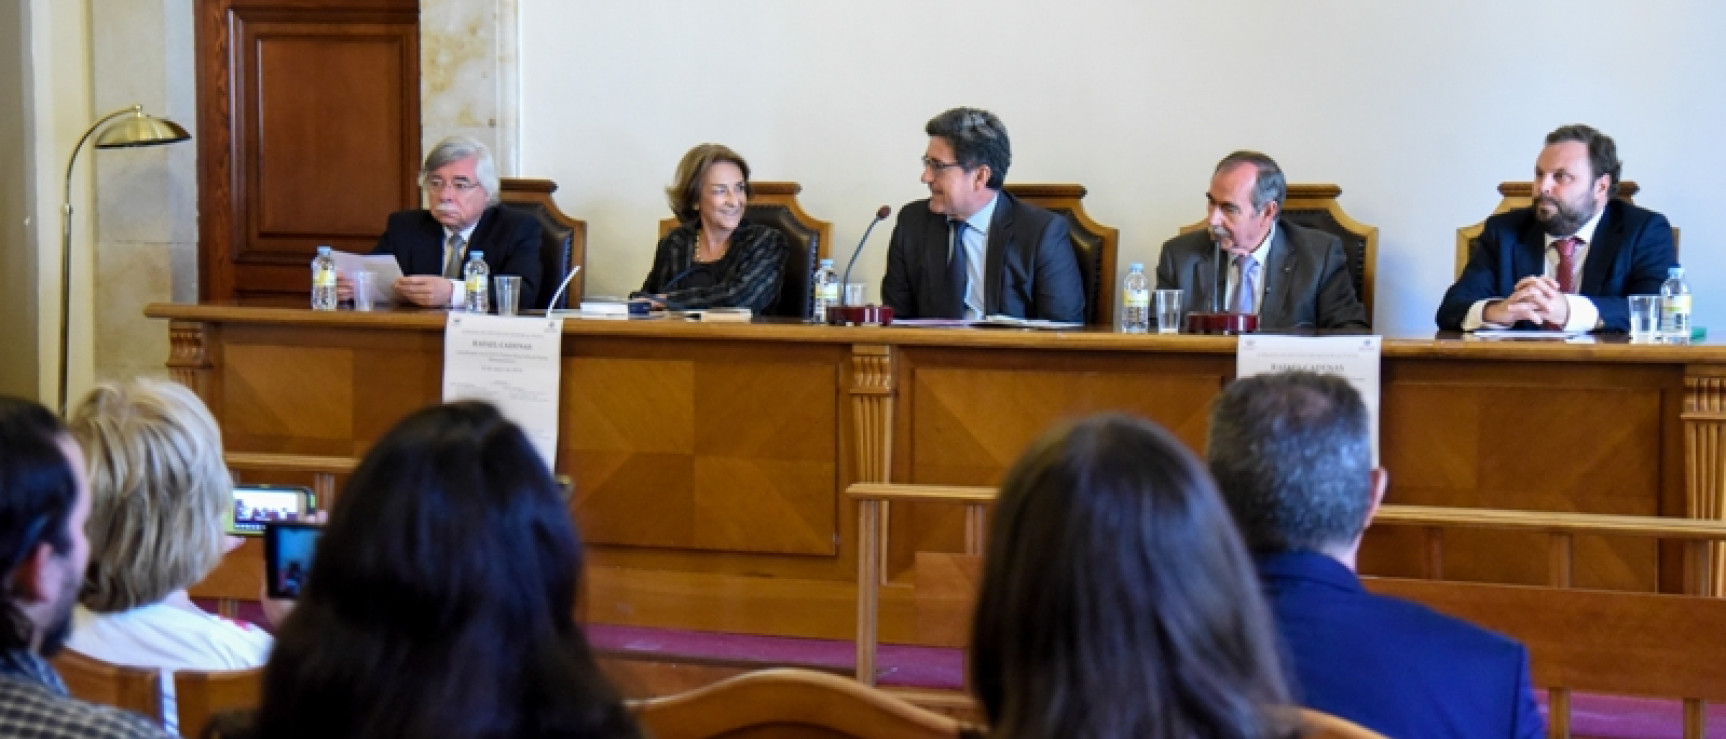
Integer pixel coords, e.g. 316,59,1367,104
197,0,418,302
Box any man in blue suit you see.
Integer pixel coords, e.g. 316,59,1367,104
1437,124,1675,332
1208,372,1544,739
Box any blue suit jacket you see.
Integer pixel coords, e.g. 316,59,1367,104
371,205,543,309
1436,199,1675,332
1259,551,1543,739
880,191,1085,322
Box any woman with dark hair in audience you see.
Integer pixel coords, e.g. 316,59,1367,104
227,402,638,739
970,414,1295,739
633,143,788,312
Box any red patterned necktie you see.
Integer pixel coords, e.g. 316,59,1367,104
1553,236,1579,294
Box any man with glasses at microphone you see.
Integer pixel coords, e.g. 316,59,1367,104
1155,151,1367,330
341,135,543,308
881,107,1085,323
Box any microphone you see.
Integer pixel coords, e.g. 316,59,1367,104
545,265,582,312
1211,239,1224,313
840,205,893,289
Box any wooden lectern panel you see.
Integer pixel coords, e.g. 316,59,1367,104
565,343,843,557
890,347,1230,575
1363,360,1676,590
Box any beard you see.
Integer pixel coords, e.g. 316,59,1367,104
1535,193,1597,237
35,565,79,657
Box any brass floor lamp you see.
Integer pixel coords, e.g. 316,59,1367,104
58,104,190,416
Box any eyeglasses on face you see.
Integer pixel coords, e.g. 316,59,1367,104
422,177,482,193
920,156,965,173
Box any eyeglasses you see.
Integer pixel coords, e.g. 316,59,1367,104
422,177,482,193
921,156,965,173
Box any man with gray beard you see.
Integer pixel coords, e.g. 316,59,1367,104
1437,124,1676,332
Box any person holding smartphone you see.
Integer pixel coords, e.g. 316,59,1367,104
65,379,274,734
220,402,638,739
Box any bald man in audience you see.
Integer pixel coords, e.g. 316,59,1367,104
1208,372,1543,739
1437,124,1676,332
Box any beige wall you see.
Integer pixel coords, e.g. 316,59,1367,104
0,1,39,399
518,0,1726,336
90,0,198,384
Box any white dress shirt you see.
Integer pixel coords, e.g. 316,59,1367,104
1462,207,1603,331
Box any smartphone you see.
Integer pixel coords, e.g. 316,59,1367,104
263,521,324,599
228,484,315,536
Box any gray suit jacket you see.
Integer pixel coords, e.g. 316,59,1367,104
880,191,1085,322
1154,220,1368,330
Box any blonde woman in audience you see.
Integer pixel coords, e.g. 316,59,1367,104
67,378,272,733
970,414,1297,739
222,401,638,739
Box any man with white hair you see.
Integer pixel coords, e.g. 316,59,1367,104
360,136,543,308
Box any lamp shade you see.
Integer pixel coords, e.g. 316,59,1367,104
94,111,190,149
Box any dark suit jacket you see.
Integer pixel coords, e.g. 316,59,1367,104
371,205,543,309
880,191,1085,322
1260,551,1543,739
1154,220,1368,330
1436,199,1675,332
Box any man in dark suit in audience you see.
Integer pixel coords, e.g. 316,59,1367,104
1437,124,1676,332
1208,371,1543,739
880,107,1085,323
1156,151,1368,330
342,135,542,309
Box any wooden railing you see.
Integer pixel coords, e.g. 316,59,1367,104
224,451,359,504
847,482,1726,739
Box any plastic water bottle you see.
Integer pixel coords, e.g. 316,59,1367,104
811,258,839,323
1660,266,1691,341
464,251,490,313
310,246,337,310
1121,263,1150,333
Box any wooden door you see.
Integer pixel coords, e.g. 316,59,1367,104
196,0,419,303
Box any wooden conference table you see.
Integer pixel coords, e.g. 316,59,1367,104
146,303,1726,642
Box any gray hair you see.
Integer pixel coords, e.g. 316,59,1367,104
421,136,500,205
926,107,1011,190
1206,371,1372,553
1214,151,1286,213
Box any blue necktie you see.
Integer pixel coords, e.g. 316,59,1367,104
1234,254,1260,314
946,221,967,318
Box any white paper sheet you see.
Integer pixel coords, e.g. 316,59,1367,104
442,314,565,470
1237,335,1382,463
330,251,404,306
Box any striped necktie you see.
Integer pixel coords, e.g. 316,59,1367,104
443,232,466,279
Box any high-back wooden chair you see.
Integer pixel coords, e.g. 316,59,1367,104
1454,180,1680,278
51,650,163,724
1002,183,1118,326
499,177,586,309
632,668,972,738
1179,183,1377,323
174,666,264,738
658,181,833,318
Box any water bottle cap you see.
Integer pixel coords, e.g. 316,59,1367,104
469,251,484,259
819,259,835,268
1129,263,1144,271
1669,266,1684,277
316,246,331,255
